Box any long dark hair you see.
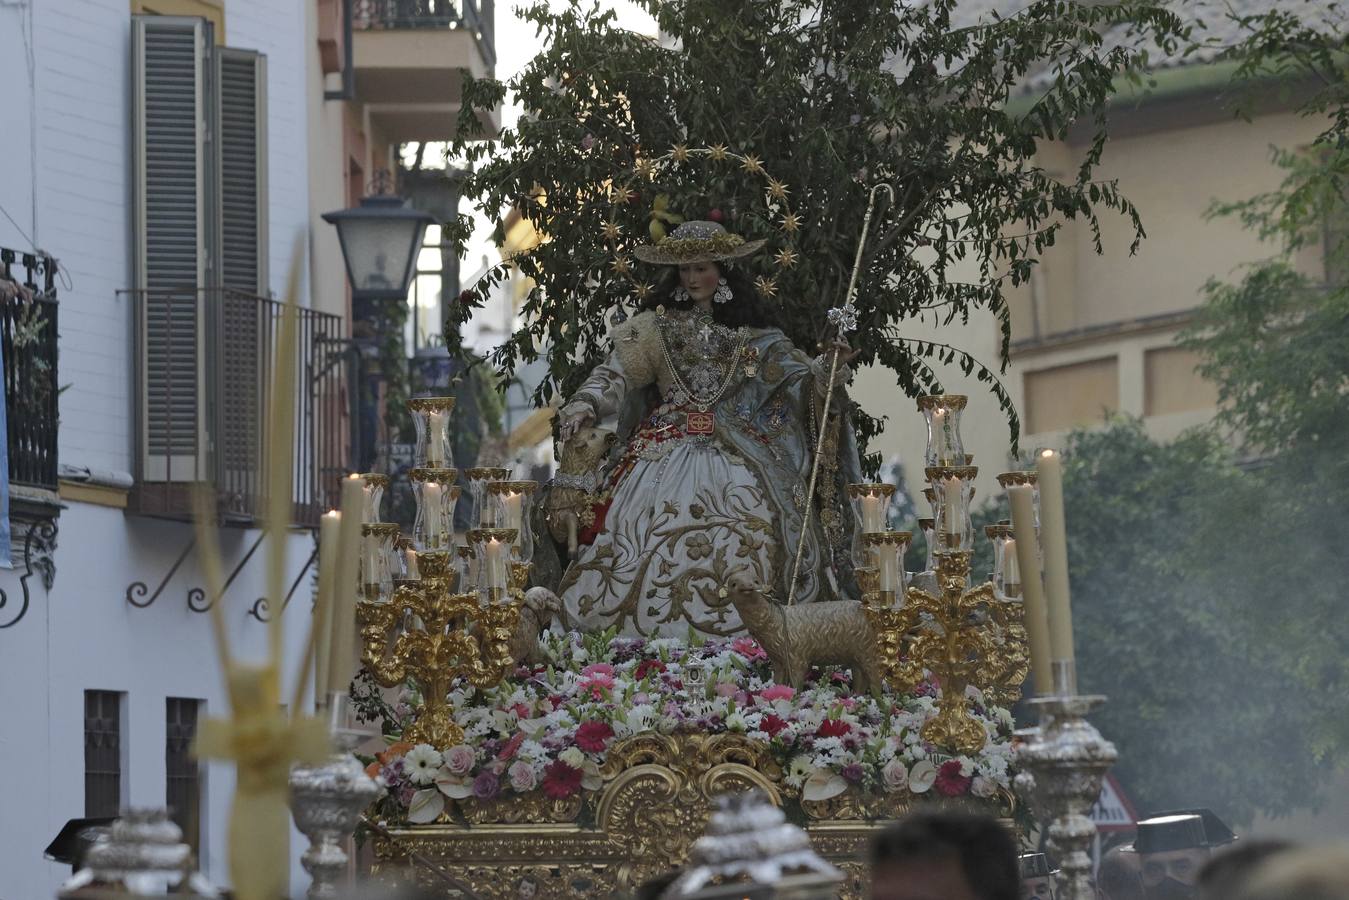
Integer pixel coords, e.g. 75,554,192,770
637,262,782,330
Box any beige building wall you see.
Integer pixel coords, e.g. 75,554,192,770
853,89,1326,515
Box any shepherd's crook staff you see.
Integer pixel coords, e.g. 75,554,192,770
786,183,894,604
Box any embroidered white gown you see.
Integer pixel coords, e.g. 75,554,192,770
555,307,862,638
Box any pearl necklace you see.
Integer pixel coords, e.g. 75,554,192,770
655,310,748,414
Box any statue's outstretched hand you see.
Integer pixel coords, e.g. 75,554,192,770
558,401,596,443
817,338,862,366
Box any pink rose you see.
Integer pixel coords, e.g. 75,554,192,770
760,685,796,702
508,760,537,792
882,759,908,793
581,663,614,679
715,681,739,697
444,744,476,776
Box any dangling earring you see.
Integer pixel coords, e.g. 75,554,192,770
713,276,733,304
673,286,691,304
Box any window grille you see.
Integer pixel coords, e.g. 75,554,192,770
166,697,202,849
84,691,122,818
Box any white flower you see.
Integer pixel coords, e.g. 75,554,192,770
725,712,749,733
785,754,816,789
971,776,997,798
957,756,975,777
403,744,443,785
406,788,445,823
909,759,937,794
559,746,586,768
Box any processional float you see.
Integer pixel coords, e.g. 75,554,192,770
55,201,1117,899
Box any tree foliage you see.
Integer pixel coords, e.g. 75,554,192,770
446,0,1187,469
1078,3,1349,822
1063,419,1345,825
1181,1,1349,499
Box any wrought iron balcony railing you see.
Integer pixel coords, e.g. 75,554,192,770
0,248,59,494
124,288,352,528
352,0,495,68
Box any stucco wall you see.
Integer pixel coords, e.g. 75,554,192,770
0,1,318,896
853,93,1328,507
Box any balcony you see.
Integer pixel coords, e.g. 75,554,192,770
1,248,59,497
352,0,500,142
126,288,350,528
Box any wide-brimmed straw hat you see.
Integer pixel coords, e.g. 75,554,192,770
632,220,767,265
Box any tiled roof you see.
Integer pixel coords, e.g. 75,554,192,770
943,0,1340,72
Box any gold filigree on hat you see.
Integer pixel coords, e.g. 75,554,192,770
632,220,767,265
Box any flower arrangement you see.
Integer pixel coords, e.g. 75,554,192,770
353,630,1015,824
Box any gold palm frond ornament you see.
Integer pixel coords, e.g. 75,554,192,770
191,244,333,900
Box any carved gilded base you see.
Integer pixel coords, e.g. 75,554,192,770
364,734,1012,899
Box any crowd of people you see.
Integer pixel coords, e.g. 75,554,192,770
869,808,1349,900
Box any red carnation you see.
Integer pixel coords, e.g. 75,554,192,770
934,760,973,797
817,719,851,738
542,760,584,799
761,714,788,737
634,659,666,680
575,720,615,753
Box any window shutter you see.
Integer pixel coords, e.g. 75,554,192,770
213,48,268,510
133,16,213,482
214,48,268,294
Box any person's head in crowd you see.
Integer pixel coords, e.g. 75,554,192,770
869,810,1020,900
1020,852,1056,899
1232,844,1349,900
1098,842,1144,900
1195,839,1293,900
1126,809,1236,900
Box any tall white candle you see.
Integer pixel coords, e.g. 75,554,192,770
931,408,949,461
1036,449,1075,665
313,509,340,710
1002,537,1020,588
361,529,380,588
1008,485,1052,696
874,541,901,594
942,476,963,536
329,476,364,695
860,493,884,532
423,482,443,546
484,537,508,595
427,410,446,466
404,546,419,580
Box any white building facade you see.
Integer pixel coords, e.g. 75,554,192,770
0,1,330,896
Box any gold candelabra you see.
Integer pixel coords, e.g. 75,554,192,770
349,398,536,750
898,551,999,755
356,549,522,748
853,395,1032,755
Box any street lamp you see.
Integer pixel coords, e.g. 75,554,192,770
322,173,435,303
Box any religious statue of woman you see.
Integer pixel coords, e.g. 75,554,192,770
553,219,865,638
